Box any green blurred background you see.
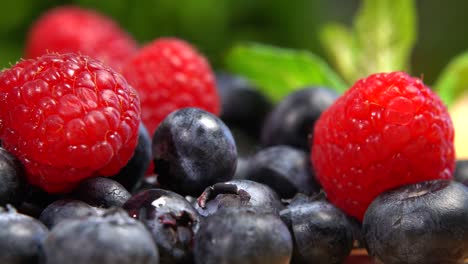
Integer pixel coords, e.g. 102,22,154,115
0,0,465,85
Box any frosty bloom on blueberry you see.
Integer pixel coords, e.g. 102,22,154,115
0,53,141,193
312,71,455,220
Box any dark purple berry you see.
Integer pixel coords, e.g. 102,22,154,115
194,206,293,264
216,72,272,138
363,180,468,264
72,177,131,208
246,145,320,198
39,199,99,229
280,198,353,264
0,147,27,207
196,179,284,217
41,209,159,264
0,206,48,264
111,123,152,192
123,188,200,264
153,108,237,196
261,87,338,150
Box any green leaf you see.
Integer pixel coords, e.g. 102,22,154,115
320,23,358,84
225,43,347,102
354,0,417,77
434,52,468,108
320,0,417,83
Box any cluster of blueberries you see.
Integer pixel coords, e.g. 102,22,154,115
0,73,467,264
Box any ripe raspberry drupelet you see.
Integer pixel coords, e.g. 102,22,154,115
0,53,141,193
311,72,455,220
122,38,220,135
25,6,138,71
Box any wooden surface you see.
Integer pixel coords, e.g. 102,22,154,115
346,249,468,264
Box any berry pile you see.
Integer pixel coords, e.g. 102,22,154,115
0,5,467,264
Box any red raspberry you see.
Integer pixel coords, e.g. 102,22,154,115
311,72,455,221
25,6,138,72
0,53,141,193
122,37,220,135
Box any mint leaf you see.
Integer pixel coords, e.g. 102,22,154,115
320,0,417,82
434,52,468,108
320,23,358,84
225,43,347,102
354,0,416,76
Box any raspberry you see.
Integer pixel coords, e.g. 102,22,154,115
311,72,455,221
122,37,220,135
0,53,141,193
25,6,138,72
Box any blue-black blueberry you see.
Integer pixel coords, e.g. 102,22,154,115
39,199,99,229
216,72,272,138
194,206,293,264
245,145,320,198
72,177,131,208
111,123,152,192
261,86,338,150
196,179,284,217
152,107,237,196
0,147,27,207
363,180,468,264
40,209,159,264
280,197,354,264
0,206,48,264
123,188,200,264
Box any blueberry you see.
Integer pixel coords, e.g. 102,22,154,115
280,198,354,264
194,206,293,264
261,87,338,150
18,187,60,218
216,72,272,137
41,209,159,264
229,126,261,157
123,188,200,264
0,206,48,264
196,179,284,216
72,177,131,208
39,199,99,229
153,108,237,196
111,123,152,192
232,156,250,180
245,145,320,198
454,159,468,186
0,147,27,207
363,180,468,264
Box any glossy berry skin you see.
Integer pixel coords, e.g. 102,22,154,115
39,199,99,229
216,72,272,137
246,145,320,198
25,6,137,71
123,188,200,264
111,123,152,192
363,180,468,264
312,72,455,220
0,147,27,206
280,199,354,264
41,209,159,264
123,38,220,135
0,53,141,193
153,108,237,196
196,179,284,217
262,86,338,150
194,206,293,264
72,177,131,208
0,206,48,264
